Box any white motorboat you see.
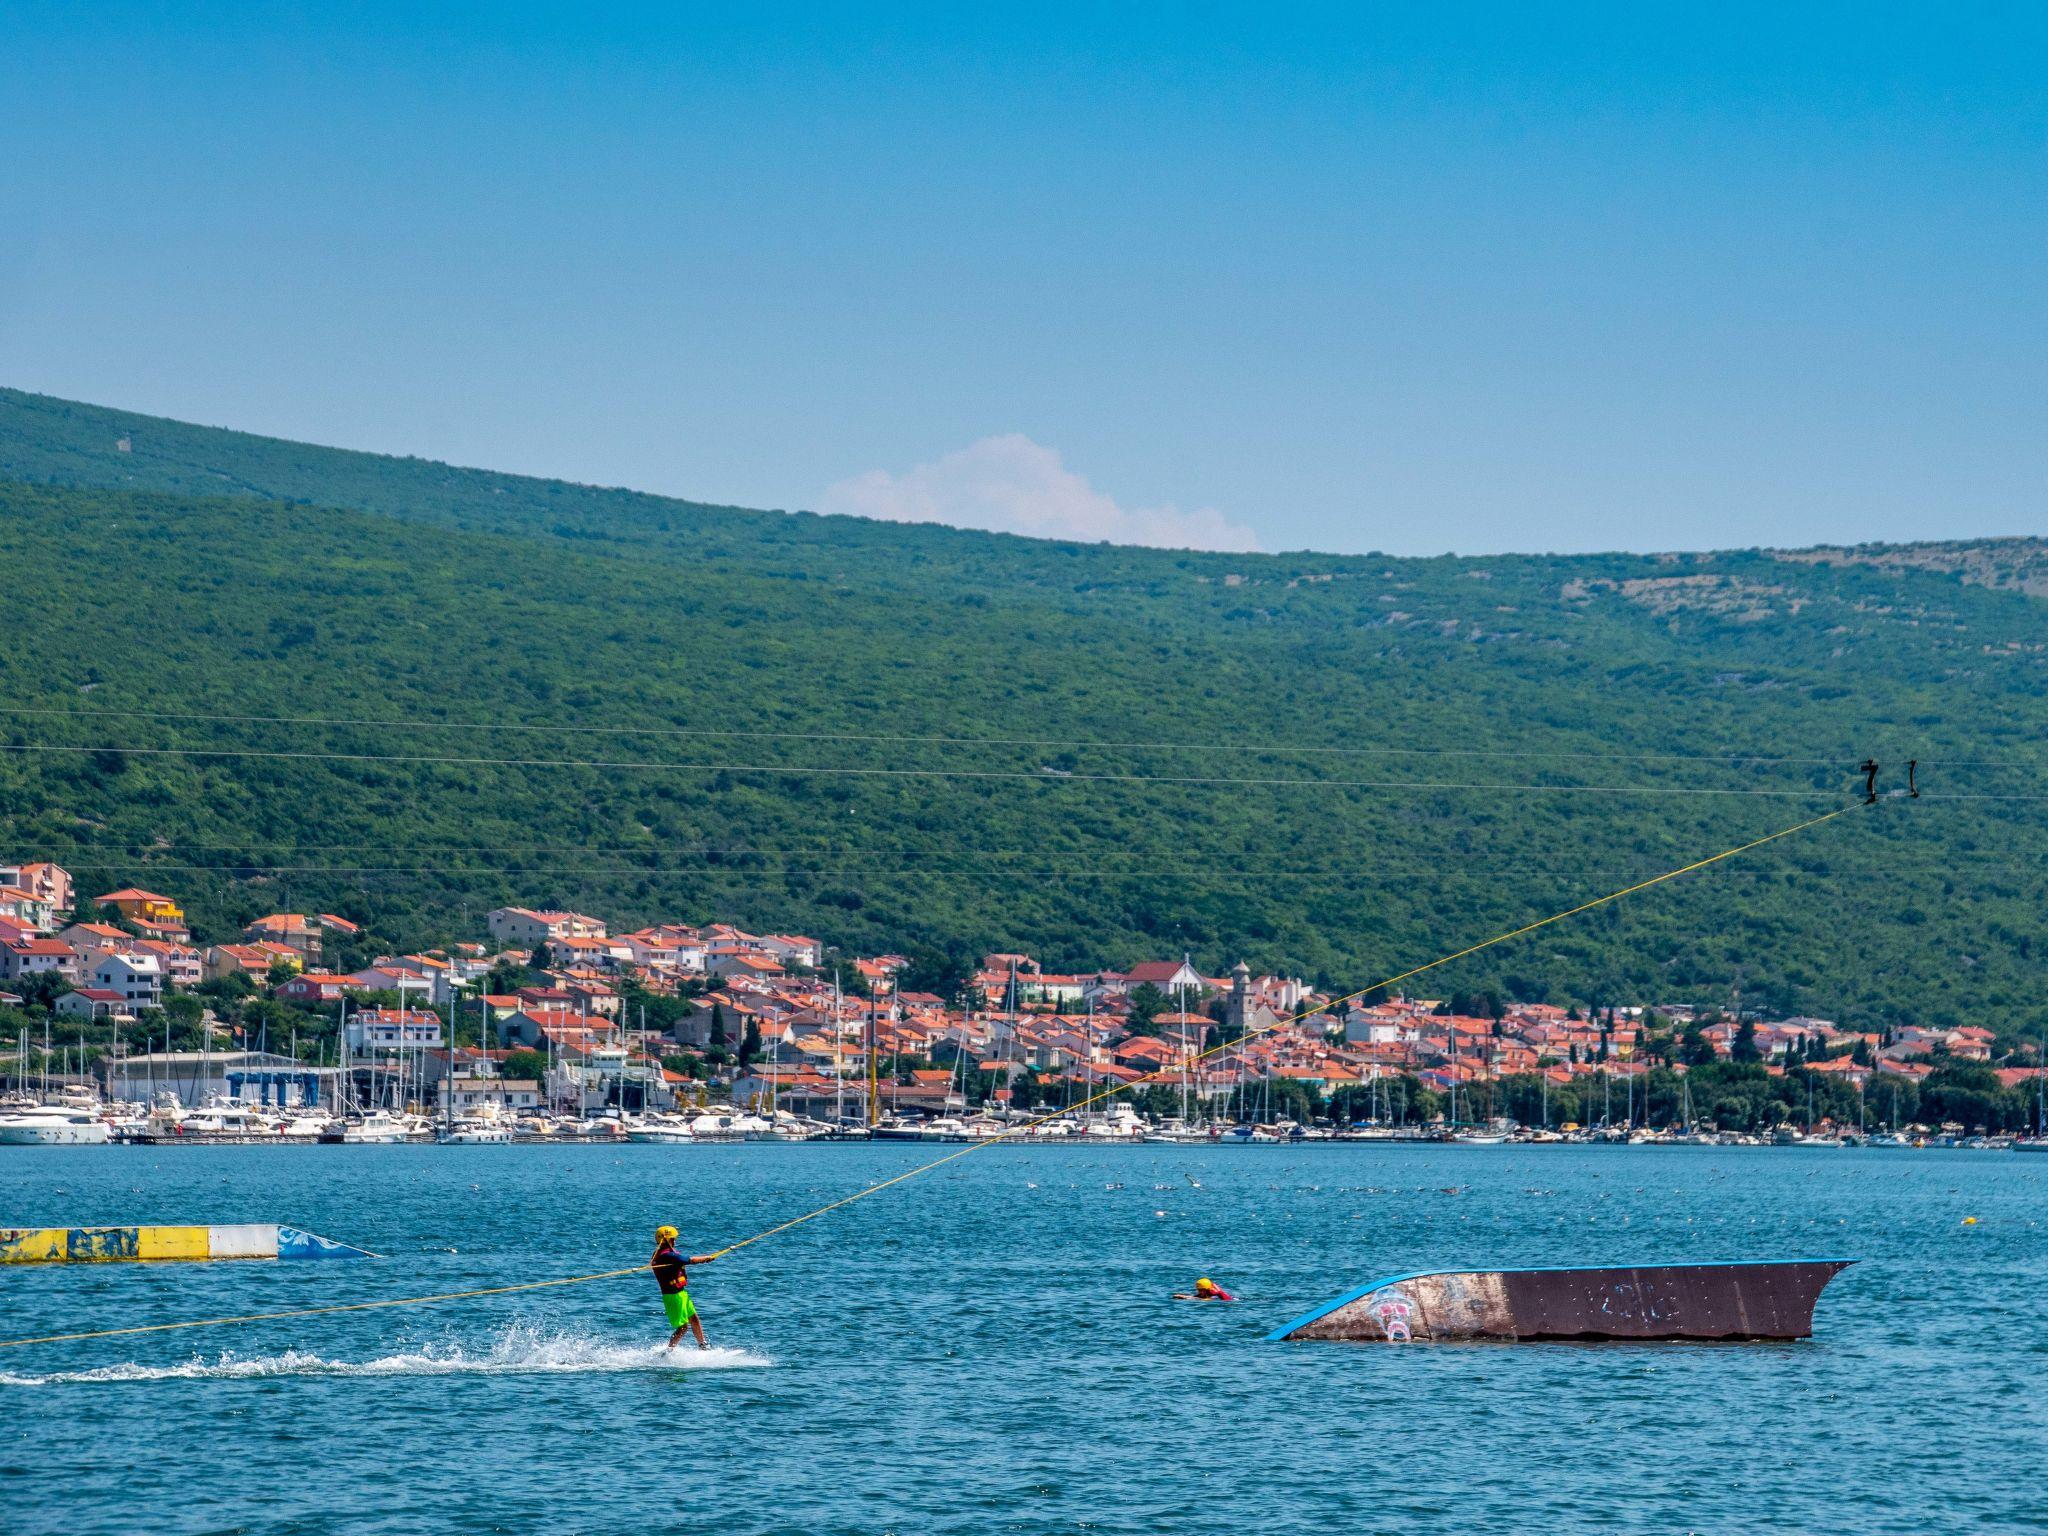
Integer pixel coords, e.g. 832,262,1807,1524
1080,1104,1149,1141
870,1114,932,1141
624,1113,696,1144
1144,1119,1217,1144
1025,1116,1082,1138
902,1115,974,1142
341,1110,414,1144
439,1118,514,1144
0,1100,114,1145
1222,1122,1282,1143
155,1099,283,1143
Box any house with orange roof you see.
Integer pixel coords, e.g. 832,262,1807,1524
1112,1035,1176,1070
0,933,81,984
207,941,304,983
244,913,325,961
131,938,202,989
1944,1027,1996,1062
1120,959,1215,994
347,960,431,993
58,920,134,955
0,885,59,933
0,861,72,914
708,949,786,980
757,933,821,968
274,972,355,1005
487,906,608,946
96,887,189,940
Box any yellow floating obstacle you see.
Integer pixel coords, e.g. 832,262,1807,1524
0,1225,372,1263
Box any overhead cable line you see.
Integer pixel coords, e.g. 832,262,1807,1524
0,741,1852,796
0,702,1969,767
20,857,2022,882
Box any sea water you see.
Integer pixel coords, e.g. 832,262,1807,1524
2,1143,2042,1535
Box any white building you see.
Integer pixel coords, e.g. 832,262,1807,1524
435,1076,543,1114
87,949,163,1009
0,934,79,984
487,907,608,946
59,987,134,1023
343,1009,445,1051
757,933,822,968
0,885,58,933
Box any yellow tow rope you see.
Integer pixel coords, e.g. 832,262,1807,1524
0,802,1859,1351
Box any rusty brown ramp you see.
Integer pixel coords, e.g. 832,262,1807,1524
1269,1260,1852,1342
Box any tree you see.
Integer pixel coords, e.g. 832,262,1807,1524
1732,1020,1762,1063
486,957,533,995
1126,983,1169,1031
1681,1027,1716,1068
16,972,74,1010
502,1048,549,1083
530,941,552,972
897,942,970,1000
67,895,111,929
708,1000,729,1051
739,1017,763,1066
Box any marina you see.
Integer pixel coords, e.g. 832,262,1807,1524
3,1088,2043,1152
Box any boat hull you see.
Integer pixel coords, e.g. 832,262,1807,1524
1270,1260,1852,1343
0,1123,112,1145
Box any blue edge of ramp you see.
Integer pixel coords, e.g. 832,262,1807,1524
278,1226,375,1259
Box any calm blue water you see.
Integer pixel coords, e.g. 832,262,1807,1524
3,1143,2043,1535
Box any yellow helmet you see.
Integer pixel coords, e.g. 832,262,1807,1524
655,1225,679,1242
1195,1276,1215,1292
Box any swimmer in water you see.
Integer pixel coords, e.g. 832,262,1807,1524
652,1225,720,1349
1174,1276,1236,1301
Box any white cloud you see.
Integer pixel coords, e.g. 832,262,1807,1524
817,433,1259,552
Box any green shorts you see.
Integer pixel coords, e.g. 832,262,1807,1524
663,1289,698,1328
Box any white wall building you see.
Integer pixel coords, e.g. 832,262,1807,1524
487,907,608,946
88,949,163,1009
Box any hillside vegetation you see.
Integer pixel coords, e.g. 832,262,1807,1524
2,387,2043,1038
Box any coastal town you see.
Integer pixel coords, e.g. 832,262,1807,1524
2,858,2043,1146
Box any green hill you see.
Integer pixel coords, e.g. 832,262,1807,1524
1,386,2042,1038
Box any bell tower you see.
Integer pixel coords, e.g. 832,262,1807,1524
1228,960,1251,1034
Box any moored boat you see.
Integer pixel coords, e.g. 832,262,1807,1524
0,1099,114,1145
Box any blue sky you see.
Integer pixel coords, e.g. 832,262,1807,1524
1,4,2040,555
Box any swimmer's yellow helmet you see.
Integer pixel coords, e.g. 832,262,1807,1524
655,1225,679,1242
1195,1276,1215,1292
